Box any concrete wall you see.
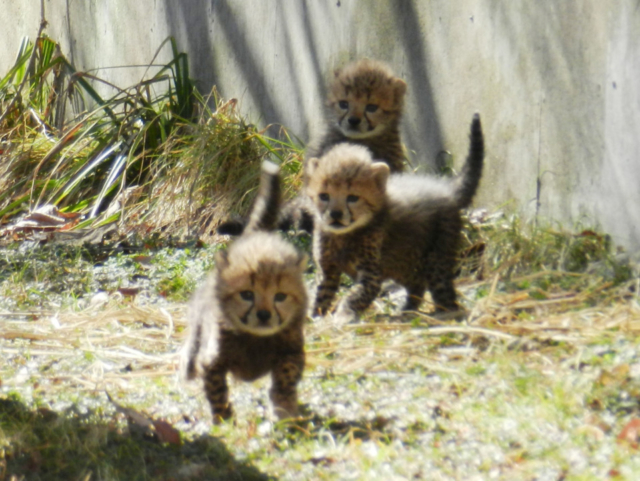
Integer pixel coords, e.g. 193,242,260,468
2,1,639,251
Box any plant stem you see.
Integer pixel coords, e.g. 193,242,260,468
0,0,48,127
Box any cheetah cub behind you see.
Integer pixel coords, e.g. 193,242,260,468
286,58,408,233
181,161,308,422
306,58,408,174
217,59,407,236
307,114,484,322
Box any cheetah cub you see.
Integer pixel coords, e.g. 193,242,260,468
307,114,484,322
217,59,407,236
181,161,308,422
306,58,408,174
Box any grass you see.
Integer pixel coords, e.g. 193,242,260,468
2,29,640,481
1,215,639,479
0,34,303,241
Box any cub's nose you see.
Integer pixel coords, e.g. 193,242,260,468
330,210,343,221
256,309,271,325
347,116,361,127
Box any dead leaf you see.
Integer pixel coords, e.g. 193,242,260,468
50,222,117,245
612,364,630,379
616,418,640,448
106,391,153,432
305,456,335,466
577,423,606,441
2,205,82,236
152,419,182,445
117,287,140,298
106,391,181,444
132,255,152,266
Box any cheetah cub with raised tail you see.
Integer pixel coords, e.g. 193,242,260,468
307,114,484,322
181,161,308,422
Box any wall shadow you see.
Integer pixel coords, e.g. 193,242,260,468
280,0,326,139
162,1,217,101
163,0,286,133
484,3,607,218
392,0,444,168
160,0,445,153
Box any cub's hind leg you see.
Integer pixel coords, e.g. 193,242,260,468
270,352,305,419
424,215,463,313
203,363,232,423
425,251,459,312
403,281,428,311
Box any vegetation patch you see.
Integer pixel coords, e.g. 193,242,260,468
0,33,302,244
0,396,270,480
1,215,638,479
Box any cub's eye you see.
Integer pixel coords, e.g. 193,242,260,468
347,195,359,203
338,100,349,110
274,293,287,302
239,290,254,301
365,104,378,113
318,193,330,202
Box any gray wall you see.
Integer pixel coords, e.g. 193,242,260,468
3,1,640,251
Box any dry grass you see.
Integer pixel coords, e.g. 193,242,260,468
5,270,637,385
2,195,640,479
0,34,304,245
135,96,304,241
2,262,639,479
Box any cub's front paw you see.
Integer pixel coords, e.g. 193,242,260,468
331,300,359,325
270,391,300,420
272,402,299,420
211,404,233,425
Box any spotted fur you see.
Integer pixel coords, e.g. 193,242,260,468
217,59,407,236
306,58,408,174
181,161,308,421
307,114,484,319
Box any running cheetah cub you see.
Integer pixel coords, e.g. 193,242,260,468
181,161,308,422
307,114,484,322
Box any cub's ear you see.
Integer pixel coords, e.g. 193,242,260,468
306,157,320,176
393,78,407,101
296,253,309,274
370,162,390,192
214,250,230,269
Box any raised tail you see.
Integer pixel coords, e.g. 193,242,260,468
216,161,315,236
244,160,281,234
454,113,484,208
